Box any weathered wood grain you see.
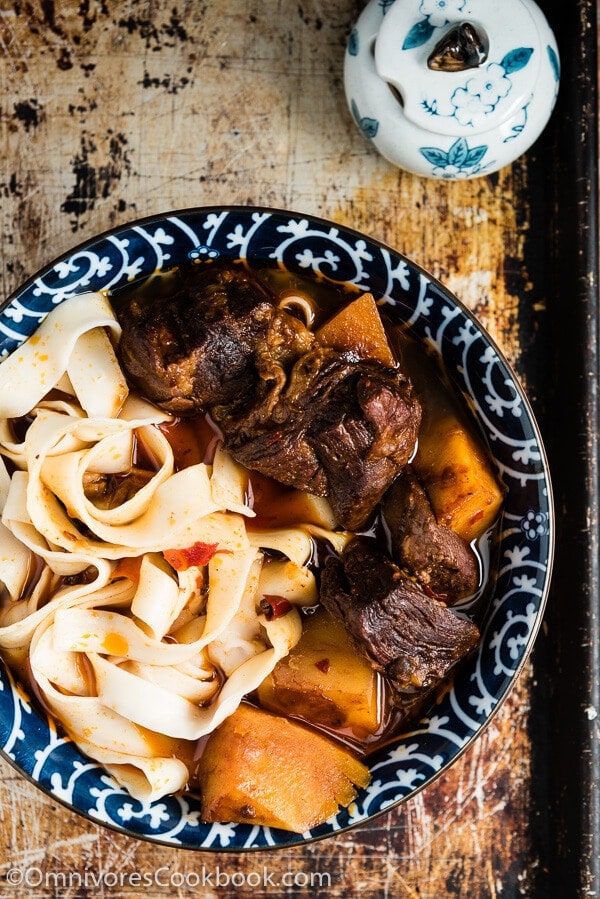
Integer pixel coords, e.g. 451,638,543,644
0,2,547,896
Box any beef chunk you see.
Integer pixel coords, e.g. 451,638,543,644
220,346,421,529
316,365,422,530
320,540,480,699
383,467,479,600
116,261,312,414
116,260,421,529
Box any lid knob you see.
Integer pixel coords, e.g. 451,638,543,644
427,22,489,72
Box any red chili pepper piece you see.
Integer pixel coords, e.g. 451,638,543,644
260,594,293,620
315,658,330,673
164,541,219,571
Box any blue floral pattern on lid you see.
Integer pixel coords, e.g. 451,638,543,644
0,207,553,849
403,0,468,47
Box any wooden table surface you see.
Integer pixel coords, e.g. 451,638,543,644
0,2,593,897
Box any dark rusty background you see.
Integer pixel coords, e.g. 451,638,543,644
0,2,597,896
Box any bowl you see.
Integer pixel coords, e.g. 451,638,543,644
0,206,553,850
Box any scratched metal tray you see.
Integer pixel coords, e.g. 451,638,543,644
525,1,599,895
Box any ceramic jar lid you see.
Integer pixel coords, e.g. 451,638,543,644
344,0,560,179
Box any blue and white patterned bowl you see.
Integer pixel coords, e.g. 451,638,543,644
0,207,553,850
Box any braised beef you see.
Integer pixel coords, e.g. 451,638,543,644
220,346,421,529
383,467,479,600
116,261,311,414
320,540,480,700
116,261,422,529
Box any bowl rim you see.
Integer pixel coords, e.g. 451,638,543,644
0,204,555,850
